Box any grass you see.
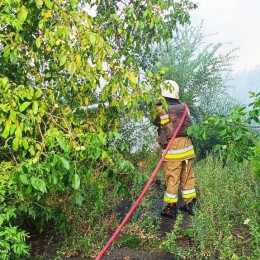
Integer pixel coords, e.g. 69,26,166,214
191,155,260,259
112,153,260,259
30,152,259,259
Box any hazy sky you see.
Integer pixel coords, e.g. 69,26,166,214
190,0,260,73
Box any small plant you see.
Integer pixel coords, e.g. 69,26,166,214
160,214,191,258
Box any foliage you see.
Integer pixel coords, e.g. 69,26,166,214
188,91,260,165
143,23,240,159
119,116,157,153
0,0,197,257
191,156,260,259
127,154,260,259
147,22,237,121
160,214,189,258
252,141,260,178
91,154,260,259
0,168,29,259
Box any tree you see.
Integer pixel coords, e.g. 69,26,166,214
148,23,237,122
0,0,196,257
188,91,260,166
133,23,239,159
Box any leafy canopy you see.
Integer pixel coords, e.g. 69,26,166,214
0,0,196,257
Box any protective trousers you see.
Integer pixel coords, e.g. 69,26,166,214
163,158,196,204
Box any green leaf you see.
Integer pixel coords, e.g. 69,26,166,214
38,179,47,193
102,150,108,159
20,174,29,185
57,137,68,151
98,134,107,145
248,90,255,97
202,129,206,140
13,138,19,151
219,129,227,136
28,147,35,156
34,88,42,98
44,0,54,9
32,101,38,114
50,172,58,185
30,176,38,189
71,174,80,190
75,53,82,67
60,156,70,170
0,77,8,87
75,193,84,205
17,5,28,23
0,104,10,113
128,72,137,85
51,154,58,167
36,0,43,8
19,102,31,112
10,124,16,135
23,139,29,150
67,62,77,75
89,33,96,45
15,124,22,138
106,45,114,56
10,109,17,123
2,125,10,139
10,52,17,64
30,177,47,193
36,37,41,48
0,216,4,226
146,71,153,78
101,90,108,101
233,130,243,141
59,55,67,66
71,0,78,9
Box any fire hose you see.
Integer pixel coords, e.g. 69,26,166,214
95,103,188,260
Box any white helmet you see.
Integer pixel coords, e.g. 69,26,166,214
160,80,179,99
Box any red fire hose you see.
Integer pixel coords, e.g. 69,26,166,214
95,104,188,260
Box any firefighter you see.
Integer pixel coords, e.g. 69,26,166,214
154,80,197,219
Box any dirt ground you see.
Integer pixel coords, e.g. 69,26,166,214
102,247,177,260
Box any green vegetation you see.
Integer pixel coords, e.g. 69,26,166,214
191,156,259,259
147,23,243,159
0,0,197,258
148,23,238,121
104,155,259,259
0,0,259,259
188,91,260,163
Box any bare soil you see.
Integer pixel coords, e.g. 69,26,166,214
102,247,177,260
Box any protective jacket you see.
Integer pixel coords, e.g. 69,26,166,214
154,103,195,161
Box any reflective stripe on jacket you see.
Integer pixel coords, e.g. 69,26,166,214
162,136,195,161
163,145,195,160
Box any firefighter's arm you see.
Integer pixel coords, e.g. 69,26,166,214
153,101,164,127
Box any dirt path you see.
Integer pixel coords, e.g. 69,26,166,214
102,247,177,260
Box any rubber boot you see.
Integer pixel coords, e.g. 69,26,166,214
180,198,197,216
161,203,177,219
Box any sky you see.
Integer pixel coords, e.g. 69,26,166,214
190,0,260,73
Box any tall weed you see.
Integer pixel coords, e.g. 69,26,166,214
192,155,259,259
